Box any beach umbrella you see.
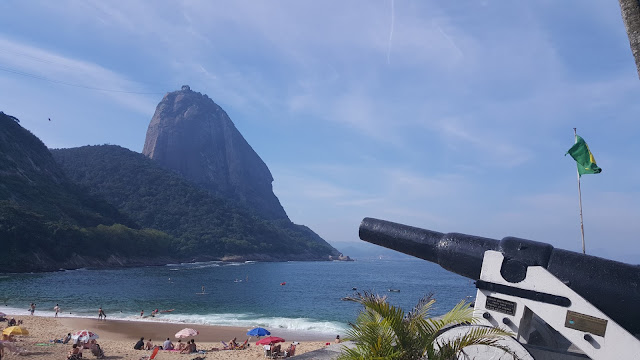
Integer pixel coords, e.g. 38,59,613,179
247,327,270,337
70,330,99,342
175,328,199,339
256,336,285,345
2,326,28,336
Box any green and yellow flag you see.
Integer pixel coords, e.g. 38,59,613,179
566,135,602,176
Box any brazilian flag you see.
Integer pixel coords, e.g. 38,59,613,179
566,135,602,176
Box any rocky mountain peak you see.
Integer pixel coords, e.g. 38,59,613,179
142,87,288,220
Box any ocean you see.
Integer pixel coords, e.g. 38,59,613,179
0,258,475,338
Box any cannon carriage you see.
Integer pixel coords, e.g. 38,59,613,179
359,217,640,359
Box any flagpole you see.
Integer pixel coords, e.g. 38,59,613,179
574,128,586,254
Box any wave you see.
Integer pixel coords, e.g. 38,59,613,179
0,304,346,336
164,260,256,270
122,312,348,336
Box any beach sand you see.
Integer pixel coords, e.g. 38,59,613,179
1,316,336,359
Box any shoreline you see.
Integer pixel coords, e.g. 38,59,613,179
1,315,338,359
57,316,333,342
0,306,344,341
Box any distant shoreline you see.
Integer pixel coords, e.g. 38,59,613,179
0,257,354,275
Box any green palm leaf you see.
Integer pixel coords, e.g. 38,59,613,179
339,292,515,360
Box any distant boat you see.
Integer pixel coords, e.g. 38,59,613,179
388,289,400,292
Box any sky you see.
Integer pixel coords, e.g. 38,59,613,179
1,1,639,263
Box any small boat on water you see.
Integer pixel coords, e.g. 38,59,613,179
388,289,400,292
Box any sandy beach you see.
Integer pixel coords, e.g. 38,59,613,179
0,315,336,359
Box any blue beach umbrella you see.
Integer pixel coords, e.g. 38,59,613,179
247,327,271,337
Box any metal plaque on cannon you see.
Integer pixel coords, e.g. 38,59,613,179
485,296,517,316
565,310,608,337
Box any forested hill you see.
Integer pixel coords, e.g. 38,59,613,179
51,145,339,261
0,112,175,273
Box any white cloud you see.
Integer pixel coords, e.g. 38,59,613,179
431,117,534,168
0,35,158,115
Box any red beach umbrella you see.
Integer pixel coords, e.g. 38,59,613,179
256,336,285,345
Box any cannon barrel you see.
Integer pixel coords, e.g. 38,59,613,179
359,217,640,337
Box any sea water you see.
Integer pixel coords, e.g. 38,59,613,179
0,259,475,337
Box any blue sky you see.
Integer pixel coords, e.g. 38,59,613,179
1,1,639,262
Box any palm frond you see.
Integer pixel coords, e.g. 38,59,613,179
342,293,514,360
435,326,515,359
405,293,435,322
426,300,475,335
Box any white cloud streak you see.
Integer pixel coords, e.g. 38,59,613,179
0,35,158,115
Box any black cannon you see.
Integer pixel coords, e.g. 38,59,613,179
359,217,640,338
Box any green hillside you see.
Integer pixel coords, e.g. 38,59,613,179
51,145,339,260
0,112,175,272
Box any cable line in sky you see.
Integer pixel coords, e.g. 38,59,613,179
0,65,165,95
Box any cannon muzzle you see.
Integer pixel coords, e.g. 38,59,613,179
359,217,640,337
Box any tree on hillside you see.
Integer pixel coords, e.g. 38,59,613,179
339,292,513,360
619,0,640,78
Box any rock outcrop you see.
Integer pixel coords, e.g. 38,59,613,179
143,86,287,220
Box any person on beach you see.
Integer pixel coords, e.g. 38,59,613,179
29,303,35,315
335,335,341,343
67,343,82,359
163,338,174,350
145,338,154,350
2,334,16,342
176,339,185,351
229,337,238,349
98,307,106,319
63,333,72,344
272,343,282,356
90,339,105,358
54,304,60,317
179,339,195,354
8,317,15,326
140,309,144,317
134,337,145,350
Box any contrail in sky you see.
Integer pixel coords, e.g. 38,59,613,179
387,0,395,64
434,21,464,59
